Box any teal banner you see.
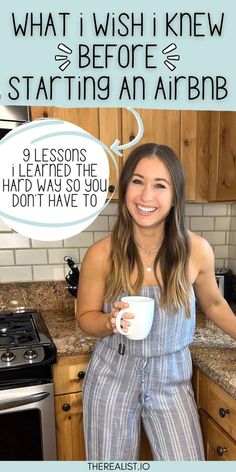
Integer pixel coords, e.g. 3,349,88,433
2,461,236,471
0,0,235,110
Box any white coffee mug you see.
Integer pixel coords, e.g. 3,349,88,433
115,296,155,340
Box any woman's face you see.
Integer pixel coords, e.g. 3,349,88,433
125,156,174,230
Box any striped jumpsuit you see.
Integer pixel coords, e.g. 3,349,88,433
82,286,205,461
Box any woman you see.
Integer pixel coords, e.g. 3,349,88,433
77,143,236,461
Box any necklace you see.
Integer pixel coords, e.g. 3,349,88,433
143,257,156,272
140,253,157,272
135,241,159,255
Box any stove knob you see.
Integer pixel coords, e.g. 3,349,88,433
1,350,16,362
24,349,38,360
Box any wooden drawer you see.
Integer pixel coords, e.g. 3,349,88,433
200,410,236,461
198,371,236,441
55,391,86,460
53,354,91,395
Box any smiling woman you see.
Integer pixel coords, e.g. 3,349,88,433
125,156,173,229
106,143,190,316
77,142,236,461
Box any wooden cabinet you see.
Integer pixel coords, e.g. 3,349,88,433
200,410,236,461
181,111,210,202
30,107,236,202
99,108,122,199
30,106,121,200
122,108,180,158
54,391,85,460
122,108,211,202
193,368,236,460
30,106,99,137
53,353,90,460
209,111,236,201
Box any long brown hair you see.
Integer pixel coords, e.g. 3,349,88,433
105,143,191,316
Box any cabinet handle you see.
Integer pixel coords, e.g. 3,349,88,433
183,138,190,146
219,407,230,418
43,111,48,118
129,135,135,142
77,371,86,380
62,403,71,412
216,446,228,456
108,185,115,193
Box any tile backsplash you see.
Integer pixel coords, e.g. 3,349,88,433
0,202,235,283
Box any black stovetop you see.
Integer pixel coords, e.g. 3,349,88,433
0,312,39,348
0,310,57,374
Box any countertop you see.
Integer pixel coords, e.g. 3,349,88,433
42,305,236,401
0,281,236,400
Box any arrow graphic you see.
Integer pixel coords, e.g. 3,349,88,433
110,108,144,157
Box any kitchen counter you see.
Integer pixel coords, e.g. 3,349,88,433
0,281,236,400
43,305,236,400
191,326,236,400
42,308,96,356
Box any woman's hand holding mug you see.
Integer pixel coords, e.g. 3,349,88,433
115,296,155,340
107,301,134,334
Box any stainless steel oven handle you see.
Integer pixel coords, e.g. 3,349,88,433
0,392,50,411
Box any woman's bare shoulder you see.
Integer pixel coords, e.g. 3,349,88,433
82,235,111,269
188,230,214,262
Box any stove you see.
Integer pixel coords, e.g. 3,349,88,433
0,309,57,460
0,310,56,371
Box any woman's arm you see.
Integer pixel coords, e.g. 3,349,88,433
76,237,130,337
193,236,236,340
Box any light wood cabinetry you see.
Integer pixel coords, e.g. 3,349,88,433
55,391,85,460
30,106,99,137
181,111,210,202
53,353,90,460
122,109,236,202
209,111,236,201
30,107,236,202
99,108,122,199
122,108,180,157
122,109,211,202
193,368,236,461
200,410,236,461
30,106,121,200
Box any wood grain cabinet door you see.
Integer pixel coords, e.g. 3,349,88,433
122,108,180,160
122,108,210,202
55,392,86,461
209,111,236,201
53,354,90,395
30,106,120,201
198,370,236,442
99,108,122,200
181,111,210,202
200,410,236,461
30,106,99,137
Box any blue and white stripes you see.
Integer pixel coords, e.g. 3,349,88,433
101,285,196,358
82,285,204,461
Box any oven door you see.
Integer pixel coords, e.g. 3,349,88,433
0,382,57,460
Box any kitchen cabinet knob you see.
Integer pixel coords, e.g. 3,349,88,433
62,403,71,412
219,407,230,418
78,371,86,379
43,111,48,118
129,135,135,142
108,185,115,193
216,446,228,456
183,138,190,146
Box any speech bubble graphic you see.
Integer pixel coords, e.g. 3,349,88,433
0,119,113,240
